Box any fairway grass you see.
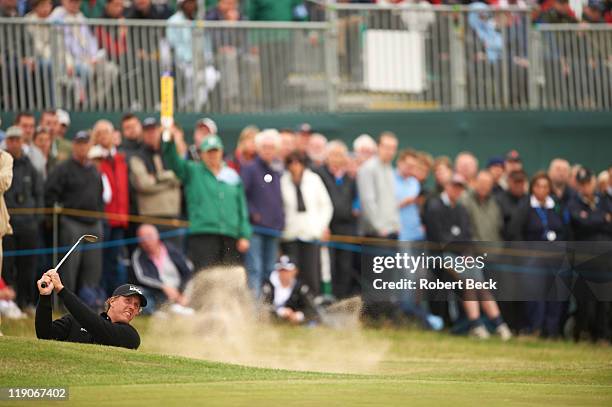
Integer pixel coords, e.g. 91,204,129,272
1,319,611,406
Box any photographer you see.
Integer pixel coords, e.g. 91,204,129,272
35,269,145,349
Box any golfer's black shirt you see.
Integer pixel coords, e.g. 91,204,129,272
35,288,140,349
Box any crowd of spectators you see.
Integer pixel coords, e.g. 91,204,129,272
1,1,611,24
0,110,610,343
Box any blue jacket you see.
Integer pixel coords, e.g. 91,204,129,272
240,156,285,232
131,243,193,292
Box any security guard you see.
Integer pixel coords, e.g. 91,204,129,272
35,270,146,349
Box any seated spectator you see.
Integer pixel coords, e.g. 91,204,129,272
96,0,127,61
124,0,172,19
25,0,53,68
49,0,118,107
206,0,243,20
0,0,20,16
80,0,106,18
131,224,194,313
261,255,317,325
533,0,578,23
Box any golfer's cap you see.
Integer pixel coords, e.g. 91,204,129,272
73,130,90,143
56,109,70,126
112,284,148,307
196,118,218,135
88,145,106,160
142,117,158,128
200,135,223,152
450,173,467,187
5,126,23,139
275,255,297,272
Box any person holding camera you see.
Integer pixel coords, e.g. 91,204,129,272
35,269,145,349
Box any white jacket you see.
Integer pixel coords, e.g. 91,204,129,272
281,169,333,241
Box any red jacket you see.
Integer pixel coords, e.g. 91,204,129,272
99,151,130,228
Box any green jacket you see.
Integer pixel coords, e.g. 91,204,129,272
162,141,252,240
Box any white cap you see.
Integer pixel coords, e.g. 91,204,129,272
56,109,70,126
196,118,218,135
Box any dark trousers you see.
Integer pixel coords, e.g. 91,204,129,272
2,224,39,308
188,233,241,272
102,223,127,297
281,240,321,296
59,217,103,294
526,300,566,337
330,246,357,299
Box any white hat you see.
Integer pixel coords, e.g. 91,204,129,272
56,109,71,126
196,118,218,135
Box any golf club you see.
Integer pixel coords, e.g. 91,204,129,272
40,234,99,289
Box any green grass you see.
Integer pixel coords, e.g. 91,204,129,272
1,317,611,406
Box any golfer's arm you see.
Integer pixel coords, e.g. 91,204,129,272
35,295,71,340
57,288,140,349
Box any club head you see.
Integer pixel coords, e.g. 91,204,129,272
82,234,99,243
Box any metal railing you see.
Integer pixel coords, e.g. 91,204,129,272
1,6,611,114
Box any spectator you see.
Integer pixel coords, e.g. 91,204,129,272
508,172,568,337
496,169,528,239
124,0,172,19
49,0,119,108
414,151,433,199
241,129,284,296
295,123,312,155
598,169,609,194
24,0,54,94
2,126,43,312
499,149,523,191
395,149,425,241
131,224,194,312
0,0,19,16
92,120,130,297
118,113,143,157
352,134,377,169
281,151,333,296
96,0,127,60
279,129,297,162
316,140,359,299
0,147,13,335
246,0,307,21
548,158,575,214
80,0,106,18
486,157,505,196
33,126,56,175
129,118,182,223
187,118,218,162
460,170,503,241
261,255,317,324
582,0,606,23
162,134,252,270
568,168,612,343
306,133,328,170
44,131,104,303
206,0,243,20
13,112,46,179
454,151,479,190
226,125,258,172
357,132,399,239
51,109,73,163
431,156,452,197
534,0,578,23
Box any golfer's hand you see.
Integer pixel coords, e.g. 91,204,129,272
37,275,54,296
44,269,64,294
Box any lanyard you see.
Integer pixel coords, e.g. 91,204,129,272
534,206,549,235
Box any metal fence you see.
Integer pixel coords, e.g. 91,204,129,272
1,7,611,114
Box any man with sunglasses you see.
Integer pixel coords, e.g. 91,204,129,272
35,269,145,349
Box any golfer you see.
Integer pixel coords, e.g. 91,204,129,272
35,270,145,349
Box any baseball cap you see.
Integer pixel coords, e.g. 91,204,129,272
505,150,522,162
200,135,223,152
275,255,297,272
196,118,218,135
575,167,594,184
142,117,158,128
486,157,504,168
450,173,467,187
112,284,148,307
73,130,90,143
5,126,23,139
56,109,70,126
